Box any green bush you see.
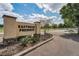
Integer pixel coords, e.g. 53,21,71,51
20,36,29,46
31,36,39,44
19,35,40,47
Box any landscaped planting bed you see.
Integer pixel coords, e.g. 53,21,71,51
0,33,53,56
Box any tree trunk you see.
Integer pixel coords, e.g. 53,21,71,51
78,27,79,34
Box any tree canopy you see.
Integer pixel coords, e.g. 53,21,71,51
60,3,79,27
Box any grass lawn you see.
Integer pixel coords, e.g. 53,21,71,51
0,27,3,33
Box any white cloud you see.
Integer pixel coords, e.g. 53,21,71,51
0,3,13,11
36,3,66,13
0,17,3,24
23,13,48,22
28,13,57,20
0,3,13,16
36,4,44,9
0,3,64,24
52,15,64,24
0,3,25,23
23,13,58,24
0,11,24,20
0,4,46,23
0,3,14,24
31,13,48,19
36,3,66,24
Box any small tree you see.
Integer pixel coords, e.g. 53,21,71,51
44,24,50,34
58,23,64,28
52,24,58,28
0,24,3,27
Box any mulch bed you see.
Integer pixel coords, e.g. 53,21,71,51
0,33,53,56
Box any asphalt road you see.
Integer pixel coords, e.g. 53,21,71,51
25,29,79,56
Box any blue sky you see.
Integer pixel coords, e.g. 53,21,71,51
13,3,44,15
12,3,59,17
0,3,65,24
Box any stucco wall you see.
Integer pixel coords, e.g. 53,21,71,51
34,22,41,34
16,22,35,36
3,15,41,39
3,15,17,39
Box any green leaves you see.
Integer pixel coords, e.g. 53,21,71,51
60,3,79,28
19,35,39,47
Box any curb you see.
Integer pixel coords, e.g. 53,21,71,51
13,36,53,56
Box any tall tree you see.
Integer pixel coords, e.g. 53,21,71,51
60,3,79,33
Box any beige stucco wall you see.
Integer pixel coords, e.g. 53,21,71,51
3,15,41,39
16,22,35,36
34,22,41,34
3,15,17,39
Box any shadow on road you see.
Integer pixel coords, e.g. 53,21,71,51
60,33,79,42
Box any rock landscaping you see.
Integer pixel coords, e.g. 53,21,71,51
0,33,53,56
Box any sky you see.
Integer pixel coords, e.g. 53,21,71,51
0,3,66,24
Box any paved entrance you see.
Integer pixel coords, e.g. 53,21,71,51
25,29,79,56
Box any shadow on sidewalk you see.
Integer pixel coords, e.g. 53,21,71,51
60,33,79,42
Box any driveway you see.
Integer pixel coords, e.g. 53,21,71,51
25,29,79,56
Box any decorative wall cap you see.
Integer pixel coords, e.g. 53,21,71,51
2,15,17,19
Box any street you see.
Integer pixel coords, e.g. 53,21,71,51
25,29,79,56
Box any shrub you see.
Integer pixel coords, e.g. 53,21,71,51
19,35,40,47
18,36,26,41
31,36,39,44
33,34,40,42
19,36,29,46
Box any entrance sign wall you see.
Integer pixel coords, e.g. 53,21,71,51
3,15,41,42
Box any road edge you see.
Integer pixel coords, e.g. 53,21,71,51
13,36,53,56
